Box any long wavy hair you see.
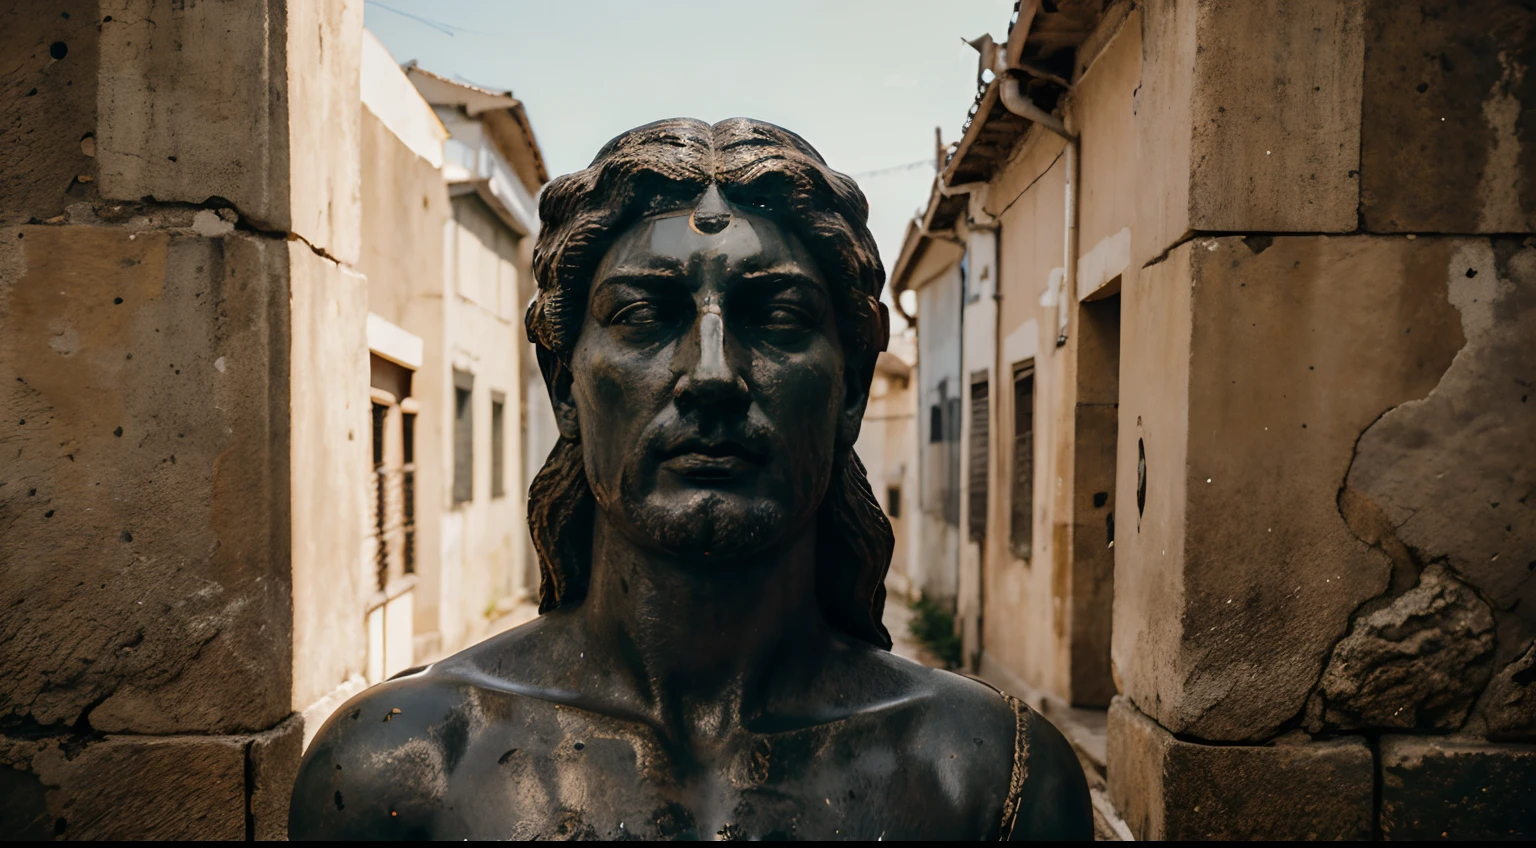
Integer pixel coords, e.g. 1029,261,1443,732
525,117,894,648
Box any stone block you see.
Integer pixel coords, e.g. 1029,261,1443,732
1380,736,1536,840
97,1,288,230
8,734,247,840
1360,0,1536,233
1187,0,1364,232
1134,0,1362,267
0,224,291,734
1107,697,1374,840
250,714,305,841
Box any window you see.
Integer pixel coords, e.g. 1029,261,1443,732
925,377,963,526
453,370,474,504
887,485,902,519
370,402,389,589
490,394,506,499
1010,361,1036,559
402,412,417,575
945,393,961,526
968,373,990,542
371,403,387,468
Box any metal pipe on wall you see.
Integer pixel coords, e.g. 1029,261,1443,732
998,76,1077,347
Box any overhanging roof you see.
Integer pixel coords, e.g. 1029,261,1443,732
404,64,550,192
941,0,1106,190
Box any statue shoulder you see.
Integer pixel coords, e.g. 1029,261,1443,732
1005,701,1094,841
287,671,467,840
287,617,577,840
864,656,1091,840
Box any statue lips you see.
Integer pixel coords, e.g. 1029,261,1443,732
658,435,767,484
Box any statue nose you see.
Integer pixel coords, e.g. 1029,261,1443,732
674,307,748,410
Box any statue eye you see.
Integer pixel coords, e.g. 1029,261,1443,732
764,306,806,324
611,302,665,326
759,304,815,334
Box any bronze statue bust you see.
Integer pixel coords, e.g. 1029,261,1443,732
289,118,1091,841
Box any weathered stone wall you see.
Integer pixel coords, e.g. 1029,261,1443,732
1,1,366,839
1107,0,1536,839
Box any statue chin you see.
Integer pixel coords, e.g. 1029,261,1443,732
623,489,792,560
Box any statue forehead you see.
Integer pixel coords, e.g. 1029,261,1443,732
595,204,823,280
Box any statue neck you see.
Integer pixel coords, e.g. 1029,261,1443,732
578,508,832,732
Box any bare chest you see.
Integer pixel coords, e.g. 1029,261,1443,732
421,705,998,840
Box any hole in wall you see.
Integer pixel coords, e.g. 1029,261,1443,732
1136,438,1147,521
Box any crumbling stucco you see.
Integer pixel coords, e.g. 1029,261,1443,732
1310,565,1494,731
1328,239,1536,738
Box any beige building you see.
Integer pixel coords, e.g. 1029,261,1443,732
357,35,554,676
858,338,919,599
893,0,1534,840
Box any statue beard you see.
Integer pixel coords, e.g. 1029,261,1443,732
618,484,789,562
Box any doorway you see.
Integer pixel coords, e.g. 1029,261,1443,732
1071,290,1120,706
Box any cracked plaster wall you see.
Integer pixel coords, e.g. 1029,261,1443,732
1318,239,1536,740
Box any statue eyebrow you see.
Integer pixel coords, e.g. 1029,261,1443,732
738,264,824,292
601,254,685,276
594,264,688,292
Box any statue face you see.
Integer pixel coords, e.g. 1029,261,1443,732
561,202,858,559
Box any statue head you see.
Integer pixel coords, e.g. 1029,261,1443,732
525,117,893,648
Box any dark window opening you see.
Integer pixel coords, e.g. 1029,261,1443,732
1010,361,1035,559
402,412,417,575
370,403,387,468
926,378,962,527
491,395,506,499
944,393,961,527
453,371,474,504
968,374,990,542
887,485,902,519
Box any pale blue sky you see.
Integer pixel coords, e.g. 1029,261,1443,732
365,0,1017,278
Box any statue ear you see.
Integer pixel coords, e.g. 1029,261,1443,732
537,347,582,442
